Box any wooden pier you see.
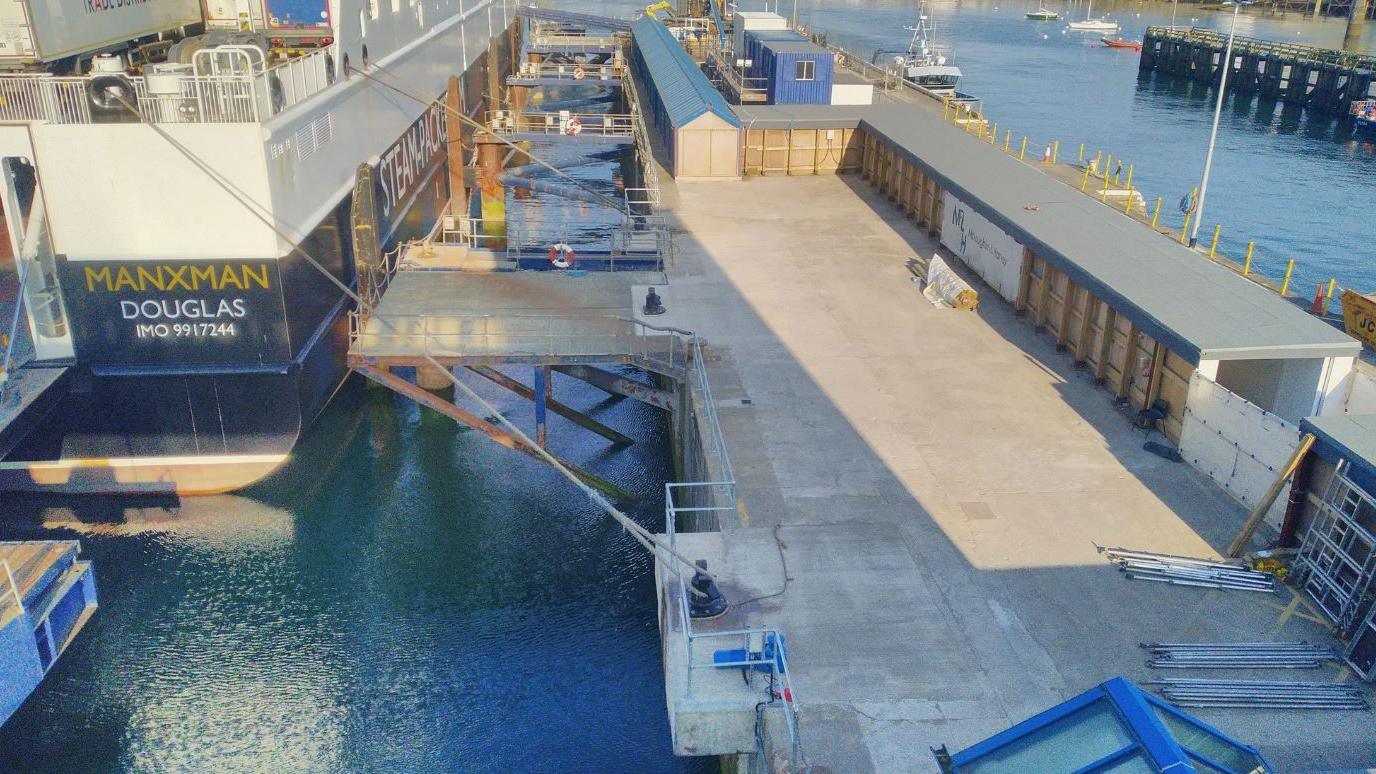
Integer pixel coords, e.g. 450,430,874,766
1140,26,1376,114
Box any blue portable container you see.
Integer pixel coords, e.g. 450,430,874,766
758,39,834,105
742,29,798,77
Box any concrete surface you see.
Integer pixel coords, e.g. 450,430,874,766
660,173,1375,772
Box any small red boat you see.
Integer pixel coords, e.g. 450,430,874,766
1100,36,1143,50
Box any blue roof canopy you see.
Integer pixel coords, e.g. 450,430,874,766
630,16,741,129
945,677,1271,773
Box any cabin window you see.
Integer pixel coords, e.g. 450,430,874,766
795,60,815,81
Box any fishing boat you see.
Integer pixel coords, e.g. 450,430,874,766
1026,7,1061,20
1100,36,1143,50
1353,99,1376,135
872,3,968,96
1068,0,1119,31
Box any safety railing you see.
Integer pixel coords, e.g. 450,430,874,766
659,332,796,770
617,57,663,212
349,313,691,377
0,46,338,126
265,44,338,112
1146,26,1376,70
706,50,769,102
0,560,23,627
529,31,626,50
437,217,512,249
512,61,625,82
0,251,34,396
487,110,636,138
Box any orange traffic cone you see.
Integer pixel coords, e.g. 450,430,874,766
1310,284,1324,314
1042,145,1052,164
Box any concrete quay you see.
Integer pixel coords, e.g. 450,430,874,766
655,174,1375,772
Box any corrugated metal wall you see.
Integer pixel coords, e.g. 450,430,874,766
761,46,834,105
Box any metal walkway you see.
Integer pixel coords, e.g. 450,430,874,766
516,5,633,32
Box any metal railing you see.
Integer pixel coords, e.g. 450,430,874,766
528,31,626,50
512,61,625,81
707,50,769,102
487,110,636,138
618,60,662,212
0,45,337,126
349,312,691,377
0,560,23,627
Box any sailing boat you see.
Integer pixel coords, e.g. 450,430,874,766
1068,0,1119,31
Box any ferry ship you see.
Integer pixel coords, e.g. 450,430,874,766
0,0,504,493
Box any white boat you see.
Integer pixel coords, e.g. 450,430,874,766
1067,0,1119,31
873,3,964,94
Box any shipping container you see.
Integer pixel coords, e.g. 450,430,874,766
0,0,202,67
264,0,330,30
731,10,787,57
742,29,798,77
759,39,834,105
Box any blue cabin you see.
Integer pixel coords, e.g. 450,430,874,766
0,541,97,726
938,677,1272,773
742,30,835,105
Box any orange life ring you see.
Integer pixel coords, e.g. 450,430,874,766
549,242,575,269
565,116,583,136
573,66,586,80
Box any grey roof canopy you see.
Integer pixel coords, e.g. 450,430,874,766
854,104,1359,364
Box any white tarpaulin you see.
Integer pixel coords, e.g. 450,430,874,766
922,255,979,310
940,193,1024,303
1180,372,1301,530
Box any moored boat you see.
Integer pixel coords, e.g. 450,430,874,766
1026,7,1060,20
1100,36,1143,50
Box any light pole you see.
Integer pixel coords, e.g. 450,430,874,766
1170,0,1178,30
1189,0,1247,248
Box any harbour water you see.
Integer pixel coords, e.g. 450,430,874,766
572,0,1375,294
0,374,706,772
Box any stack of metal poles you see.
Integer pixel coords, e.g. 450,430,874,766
1098,546,1275,592
1147,678,1368,710
1142,641,1336,669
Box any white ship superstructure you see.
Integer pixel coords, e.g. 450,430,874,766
0,0,507,493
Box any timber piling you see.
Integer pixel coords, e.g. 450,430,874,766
1141,26,1376,114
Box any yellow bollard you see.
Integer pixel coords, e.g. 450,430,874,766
1209,224,1221,258
1052,140,1060,164
1151,196,1162,228
944,100,951,121
1081,164,1091,191
1324,278,1337,315
1105,153,1113,181
1019,136,1027,160
1281,259,1295,296
1124,187,1134,215
1095,150,1102,174
990,122,998,145
1180,211,1193,244
1243,241,1254,275
1078,142,1085,163
1004,130,1011,152
1125,164,1134,191
1102,165,1110,200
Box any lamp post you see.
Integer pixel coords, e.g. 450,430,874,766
1189,0,1247,248
1170,0,1178,30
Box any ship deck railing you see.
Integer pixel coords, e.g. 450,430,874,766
0,44,337,126
527,31,627,53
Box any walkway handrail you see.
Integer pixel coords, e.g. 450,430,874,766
0,252,34,397
661,337,796,768
0,559,23,625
